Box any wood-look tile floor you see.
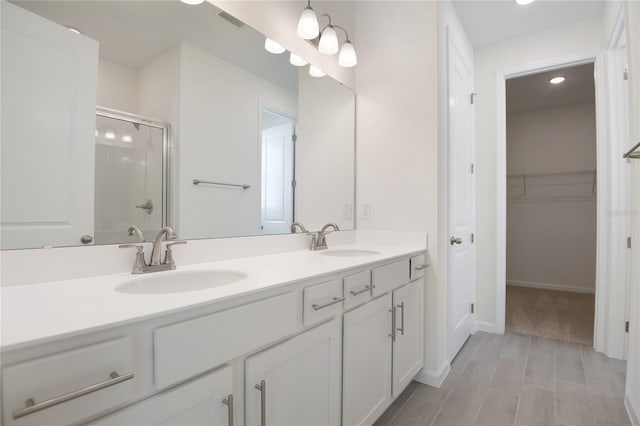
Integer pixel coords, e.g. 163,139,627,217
375,332,630,426
506,286,595,345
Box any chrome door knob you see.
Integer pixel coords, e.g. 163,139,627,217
80,234,94,244
450,236,463,245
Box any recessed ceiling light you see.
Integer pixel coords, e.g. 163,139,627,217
66,26,82,35
516,0,535,4
549,76,566,85
179,0,204,5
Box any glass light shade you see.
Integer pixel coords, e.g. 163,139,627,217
338,41,357,67
515,0,535,4
297,7,320,39
289,53,308,67
180,0,204,4
309,65,326,78
264,38,286,54
549,76,566,84
318,26,339,55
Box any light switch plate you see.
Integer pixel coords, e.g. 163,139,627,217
343,203,353,219
360,203,371,220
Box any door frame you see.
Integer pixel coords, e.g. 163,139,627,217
495,49,625,357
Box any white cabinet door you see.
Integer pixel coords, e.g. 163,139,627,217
245,319,341,426
90,366,233,426
1,1,98,249
343,294,393,426
392,280,424,397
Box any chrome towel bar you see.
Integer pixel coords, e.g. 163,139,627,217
623,141,640,159
193,179,250,190
13,371,134,419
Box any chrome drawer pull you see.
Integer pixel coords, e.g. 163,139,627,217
222,394,234,426
350,284,375,296
312,296,345,311
389,306,397,341
255,380,266,426
13,371,134,419
414,264,429,271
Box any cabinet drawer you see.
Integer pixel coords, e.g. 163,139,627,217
410,254,428,280
303,280,343,326
372,259,410,295
2,338,134,426
344,271,373,310
155,292,297,389
90,365,232,426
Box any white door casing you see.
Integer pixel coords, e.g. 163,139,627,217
447,34,476,361
0,1,98,249
261,122,294,234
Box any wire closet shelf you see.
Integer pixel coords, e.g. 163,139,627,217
507,169,596,202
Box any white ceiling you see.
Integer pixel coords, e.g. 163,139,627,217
451,0,605,48
506,63,595,113
11,1,298,92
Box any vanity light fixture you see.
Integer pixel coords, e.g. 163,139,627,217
290,53,308,67
297,0,320,40
318,25,339,55
122,134,133,143
515,0,535,4
264,38,286,54
104,130,116,140
179,0,205,5
309,65,326,78
549,75,566,85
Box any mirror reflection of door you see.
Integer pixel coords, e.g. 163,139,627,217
94,110,166,245
260,110,296,235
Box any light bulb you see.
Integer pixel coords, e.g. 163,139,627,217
309,65,325,78
290,53,308,67
297,6,319,39
264,38,286,54
180,0,204,4
549,76,566,85
318,26,339,55
338,41,357,67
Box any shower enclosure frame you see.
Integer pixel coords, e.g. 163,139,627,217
96,106,171,234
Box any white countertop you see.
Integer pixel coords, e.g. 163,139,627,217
1,242,425,352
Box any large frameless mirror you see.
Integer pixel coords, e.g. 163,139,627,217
0,0,355,249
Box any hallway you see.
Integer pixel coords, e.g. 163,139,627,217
375,332,629,426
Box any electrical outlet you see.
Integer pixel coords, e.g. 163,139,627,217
360,203,371,220
343,203,353,219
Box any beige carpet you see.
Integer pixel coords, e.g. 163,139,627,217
506,285,595,345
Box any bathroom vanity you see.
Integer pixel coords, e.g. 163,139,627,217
1,243,427,426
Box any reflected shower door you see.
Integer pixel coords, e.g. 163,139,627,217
94,111,167,244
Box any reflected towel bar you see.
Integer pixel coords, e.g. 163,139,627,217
193,179,250,190
623,141,640,159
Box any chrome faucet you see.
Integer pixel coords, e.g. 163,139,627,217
119,226,186,274
309,223,340,251
290,222,308,233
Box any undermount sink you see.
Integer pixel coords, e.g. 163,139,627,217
319,249,380,257
116,270,247,294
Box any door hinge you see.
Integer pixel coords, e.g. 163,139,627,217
625,321,630,333
292,133,297,142
471,303,475,314
624,67,629,81
291,180,297,188
470,163,475,174
470,93,477,104
471,233,475,244
627,236,632,249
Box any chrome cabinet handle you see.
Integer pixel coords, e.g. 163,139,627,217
13,371,134,419
389,306,396,341
255,380,266,426
450,237,463,245
414,264,428,271
312,296,345,311
397,302,405,335
222,394,234,426
350,284,375,296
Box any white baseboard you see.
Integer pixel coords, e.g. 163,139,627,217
414,361,450,388
626,393,640,426
475,321,497,333
507,280,595,294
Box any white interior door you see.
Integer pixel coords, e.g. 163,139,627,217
447,35,476,360
261,122,294,234
0,1,98,249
